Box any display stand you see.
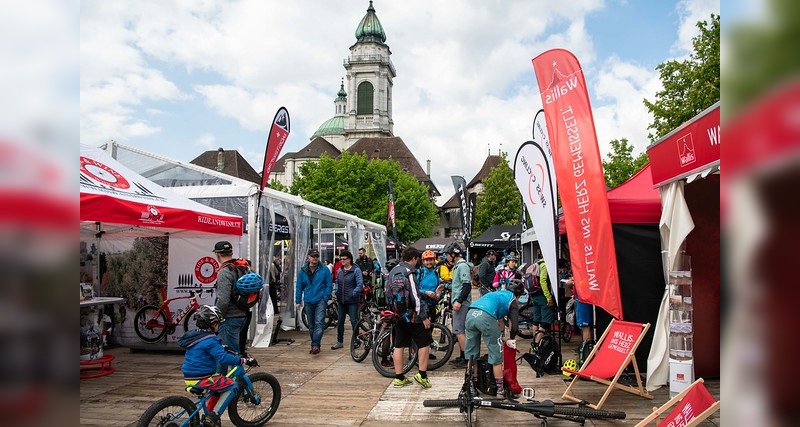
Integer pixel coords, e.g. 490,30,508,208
271,317,294,345
668,256,694,397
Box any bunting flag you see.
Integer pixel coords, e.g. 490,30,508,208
451,176,471,246
260,107,291,192
513,140,558,306
532,48,622,319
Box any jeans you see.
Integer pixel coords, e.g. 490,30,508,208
304,301,327,348
336,302,359,344
217,316,245,372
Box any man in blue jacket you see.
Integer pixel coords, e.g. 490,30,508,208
332,249,363,350
295,248,333,354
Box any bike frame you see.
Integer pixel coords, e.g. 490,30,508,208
147,289,199,330
173,365,257,427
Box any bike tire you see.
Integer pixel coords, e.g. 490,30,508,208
136,395,198,427
371,329,418,378
182,307,196,335
561,323,573,343
422,399,461,407
426,322,454,370
552,405,626,419
350,318,373,363
228,372,282,427
134,305,168,343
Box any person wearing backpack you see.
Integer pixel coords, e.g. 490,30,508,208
331,250,362,350
212,241,248,361
530,256,555,352
386,246,434,389
448,242,472,369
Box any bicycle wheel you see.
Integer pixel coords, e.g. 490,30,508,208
134,305,168,343
182,307,196,335
426,322,454,370
136,395,198,427
371,328,417,378
516,304,535,339
228,372,282,427
350,318,374,363
561,322,574,343
552,404,626,419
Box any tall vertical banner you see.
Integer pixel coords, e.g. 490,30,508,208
513,141,558,306
451,175,471,247
260,107,291,192
532,49,622,319
387,179,399,256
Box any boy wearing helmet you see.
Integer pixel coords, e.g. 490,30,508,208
179,305,256,426
465,284,523,398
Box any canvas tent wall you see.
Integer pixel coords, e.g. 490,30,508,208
101,142,388,342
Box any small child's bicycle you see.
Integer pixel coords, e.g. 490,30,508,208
136,359,281,427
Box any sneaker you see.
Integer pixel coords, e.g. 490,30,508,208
331,342,344,350
414,373,432,389
310,347,320,354
429,353,437,360
202,413,222,427
448,356,465,365
496,389,506,399
393,377,413,388
450,359,467,369
380,359,393,368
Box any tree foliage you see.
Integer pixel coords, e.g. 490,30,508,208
472,153,522,237
644,14,720,140
289,151,438,243
267,178,288,192
602,138,649,188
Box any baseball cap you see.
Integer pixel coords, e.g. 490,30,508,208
213,241,233,253
307,248,320,257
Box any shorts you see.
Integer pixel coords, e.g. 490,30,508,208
464,309,502,365
575,300,593,327
451,300,470,335
394,320,434,348
531,293,554,327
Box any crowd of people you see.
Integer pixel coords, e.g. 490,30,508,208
183,239,595,412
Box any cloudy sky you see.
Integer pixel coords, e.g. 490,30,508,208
80,0,719,204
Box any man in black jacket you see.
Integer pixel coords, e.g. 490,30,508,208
356,247,374,288
477,249,498,295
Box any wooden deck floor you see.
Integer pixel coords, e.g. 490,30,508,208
80,324,719,426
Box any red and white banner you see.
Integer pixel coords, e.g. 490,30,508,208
532,49,622,319
80,145,243,235
260,107,291,190
513,140,558,305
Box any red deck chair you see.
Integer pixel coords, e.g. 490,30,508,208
635,378,719,426
562,319,654,409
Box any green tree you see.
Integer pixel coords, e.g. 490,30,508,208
473,153,522,237
644,14,720,140
289,151,438,243
602,138,649,188
266,178,288,192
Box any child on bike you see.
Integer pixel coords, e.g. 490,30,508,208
178,305,256,426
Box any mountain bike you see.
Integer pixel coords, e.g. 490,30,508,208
136,358,281,427
350,307,395,363
300,299,337,330
422,356,626,427
371,313,419,378
134,287,208,343
419,321,454,370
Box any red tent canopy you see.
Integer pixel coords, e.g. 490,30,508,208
559,164,660,233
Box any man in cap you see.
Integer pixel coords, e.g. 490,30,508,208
477,250,498,295
295,248,333,354
212,241,248,363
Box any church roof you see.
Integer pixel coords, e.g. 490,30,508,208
347,137,439,197
312,116,346,138
271,137,341,173
190,148,261,184
354,1,386,45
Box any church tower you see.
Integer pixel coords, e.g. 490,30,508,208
343,1,395,145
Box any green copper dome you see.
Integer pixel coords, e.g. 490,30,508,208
313,116,345,137
354,1,386,44
337,80,347,99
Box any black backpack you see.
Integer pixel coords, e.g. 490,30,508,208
523,332,561,377
474,354,497,395
385,265,414,322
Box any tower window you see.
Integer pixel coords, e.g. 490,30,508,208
357,81,374,115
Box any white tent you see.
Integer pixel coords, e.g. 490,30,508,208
100,141,388,346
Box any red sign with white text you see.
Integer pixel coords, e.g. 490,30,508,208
647,104,720,187
532,49,623,319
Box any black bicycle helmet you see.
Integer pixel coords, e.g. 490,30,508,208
194,305,224,330
443,242,462,255
507,283,525,297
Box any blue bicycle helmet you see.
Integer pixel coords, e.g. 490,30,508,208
236,272,264,293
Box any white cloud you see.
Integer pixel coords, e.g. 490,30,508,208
673,0,719,56
194,132,216,150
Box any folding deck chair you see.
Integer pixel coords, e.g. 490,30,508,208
635,378,720,426
562,319,653,409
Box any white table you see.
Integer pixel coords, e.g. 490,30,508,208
80,297,124,360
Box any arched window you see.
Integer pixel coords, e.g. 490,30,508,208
357,81,374,115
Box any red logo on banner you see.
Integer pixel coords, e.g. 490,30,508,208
80,156,130,189
195,256,220,284
677,134,696,167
